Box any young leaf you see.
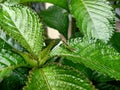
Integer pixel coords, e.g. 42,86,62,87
2,0,68,10
69,0,115,42
24,64,95,90
40,5,69,38
0,5,43,57
50,38,120,80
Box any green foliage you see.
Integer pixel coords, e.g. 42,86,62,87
0,4,43,57
69,0,115,42
0,0,120,90
24,64,95,90
0,37,26,82
109,32,120,53
0,30,24,50
40,5,69,38
1,0,68,10
61,59,93,79
0,68,29,90
50,38,120,80
0,48,26,81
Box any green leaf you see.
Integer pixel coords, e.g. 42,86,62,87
0,68,11,82
0,30,27,81
95,81,120,90
109,32,120,53
69,0,115,42
0,67,29,90
0,5,43,57
2,0,68,10
62,59,92,79
0,29,14,50
50,38,120,80
40,5,69,38
91,71,114,83
0,29,24,51
24,64,95,90
0,48,26,81
0,37,11,50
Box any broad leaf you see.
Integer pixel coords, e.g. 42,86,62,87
69,0,115,42
0,49,26,81
24,64,95,90
0,5,43,56
40,5,69,38
50,38,120,80
2,0,68,10
0,35,26,81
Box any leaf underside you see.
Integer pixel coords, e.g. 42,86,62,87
69,0,115,42
50,38,120,80
0,5,43,56
24,64,95,90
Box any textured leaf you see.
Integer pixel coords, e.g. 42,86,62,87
0,29,24,51
0,29,27,81
2,0,68,10
0,5,43,56
0,48,26,81
69,0,115,42
50,38,120,80
0,49,25,81
40,5,69,38
24,64,95,90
